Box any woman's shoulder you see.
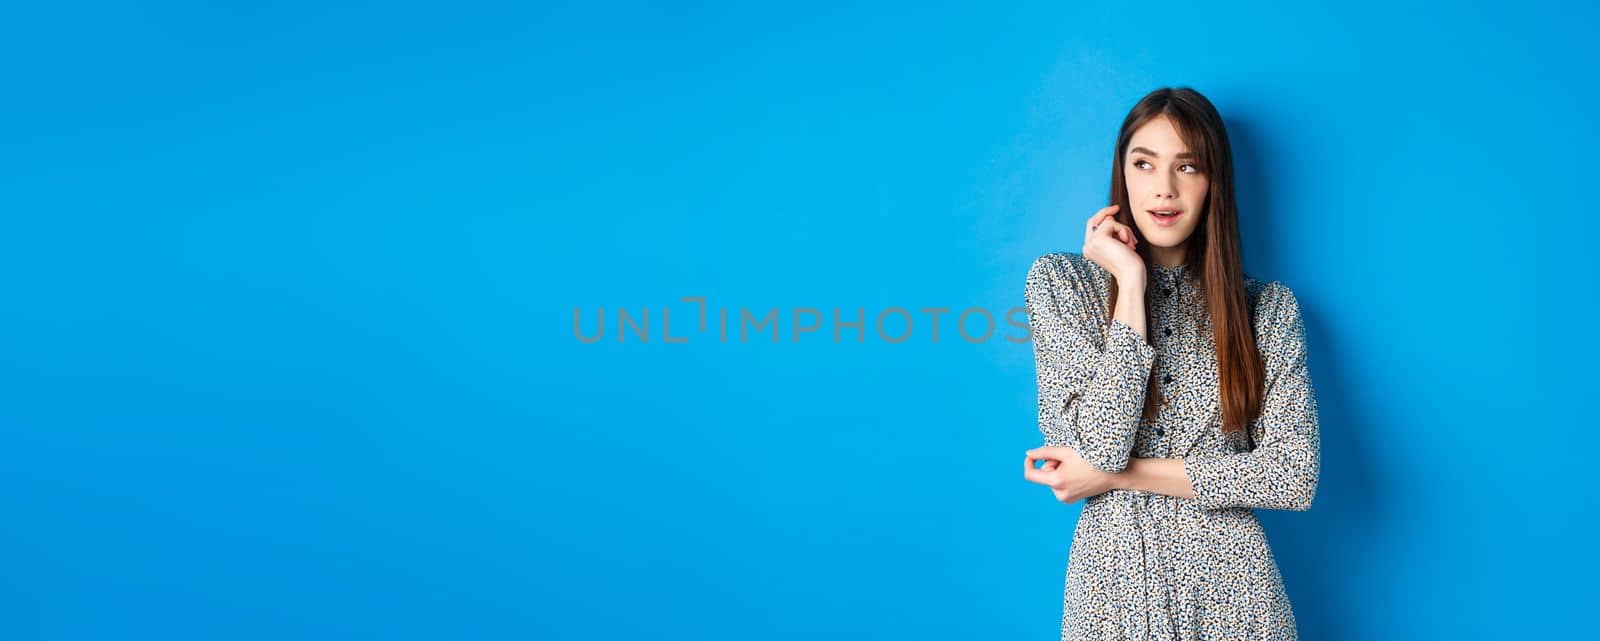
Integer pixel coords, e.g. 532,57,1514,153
1027,251,1111,301
1028,251,1109,285
1243,273,1268,303
1244,274,1303,329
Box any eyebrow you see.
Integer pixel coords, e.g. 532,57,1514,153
1129,146,1196,160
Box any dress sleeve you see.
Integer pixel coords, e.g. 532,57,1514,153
1025,253,1157,474
1182,282,1322,512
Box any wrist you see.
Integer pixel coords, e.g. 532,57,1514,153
1107,459,1137,491
1114,268,1147,289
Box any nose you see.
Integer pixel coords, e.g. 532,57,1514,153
1157,172,1179,199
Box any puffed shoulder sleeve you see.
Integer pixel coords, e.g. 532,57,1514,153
1025,253,1157,474
1182,282,1321,512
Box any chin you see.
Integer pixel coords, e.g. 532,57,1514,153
1138,230,1184,246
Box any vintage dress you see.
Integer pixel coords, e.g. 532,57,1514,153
1025,252,1320,641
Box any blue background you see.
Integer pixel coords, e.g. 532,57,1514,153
3,1,1595,639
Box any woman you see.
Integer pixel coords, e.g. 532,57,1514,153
1021,86,1321,640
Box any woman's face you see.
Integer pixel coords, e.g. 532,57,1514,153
1124,114,1208,260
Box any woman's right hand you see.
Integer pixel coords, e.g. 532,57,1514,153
1082,205,1146,283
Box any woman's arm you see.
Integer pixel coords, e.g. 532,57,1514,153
1111,283,1320,511
1112,457,1196,499
1026,254,1154,474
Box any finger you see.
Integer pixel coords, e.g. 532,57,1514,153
1025,466,1053,486
1091,217,1116,242
1106,218,1131,242
1087,205,1120,230
1086,212,1114,237
1030,446,1064,462
1110,221,1137,248
1024,455,1047,484
1097,222,1123,249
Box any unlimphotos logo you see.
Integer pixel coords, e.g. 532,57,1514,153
574,296,1034,344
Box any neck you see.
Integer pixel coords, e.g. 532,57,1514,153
1149,247,1187,268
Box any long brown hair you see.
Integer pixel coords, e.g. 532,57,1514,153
1105,87,1265,438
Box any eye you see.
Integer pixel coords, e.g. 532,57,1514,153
1132,158,1202,173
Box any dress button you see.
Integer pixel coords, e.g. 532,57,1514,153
1162,288,1171,297
1162,374,1172,384
1163,327,1172,336
1154,427,1164,437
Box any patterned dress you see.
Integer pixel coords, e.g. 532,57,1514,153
1025,252,1321,641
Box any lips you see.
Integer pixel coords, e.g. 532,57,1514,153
1149,209,1183,227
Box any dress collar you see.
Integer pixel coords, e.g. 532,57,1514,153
1151,261,1188,282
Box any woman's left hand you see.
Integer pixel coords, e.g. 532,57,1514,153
1023,446,1118,504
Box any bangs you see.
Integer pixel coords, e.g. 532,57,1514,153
1162,109,1214,173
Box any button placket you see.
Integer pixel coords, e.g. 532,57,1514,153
1148,268,1180,447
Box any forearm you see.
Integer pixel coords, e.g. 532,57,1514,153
1027,257,1153,474
1059,275,1149,472
1111,273,1147,340
1066,321,1154,473
1111,457,1196,500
